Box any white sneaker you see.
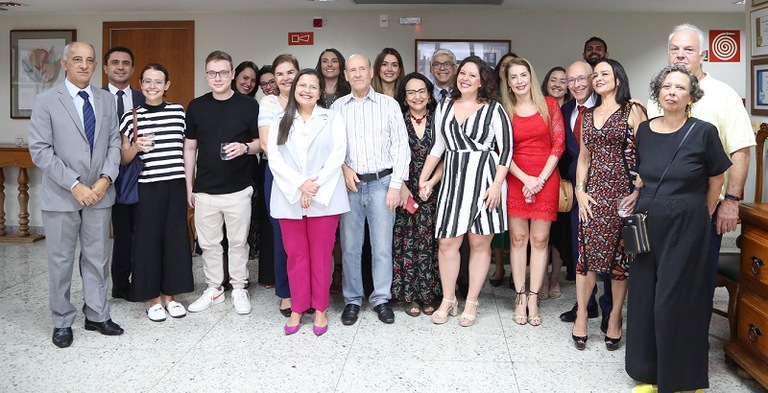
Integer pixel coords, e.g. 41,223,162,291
188,287,225,313
166,301,187,318
147,304,167,322
231,288,252,315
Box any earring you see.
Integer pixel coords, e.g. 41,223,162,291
657,102,662,113
685,102,692,118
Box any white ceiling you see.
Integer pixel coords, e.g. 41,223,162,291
0,0,746,14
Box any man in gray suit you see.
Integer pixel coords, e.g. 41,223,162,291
29,41,124,348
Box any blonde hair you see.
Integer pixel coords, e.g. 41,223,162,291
500,57,549,125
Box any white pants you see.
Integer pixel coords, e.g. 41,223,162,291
193,187,253,289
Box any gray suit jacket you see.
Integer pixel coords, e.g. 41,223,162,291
29,82,121,212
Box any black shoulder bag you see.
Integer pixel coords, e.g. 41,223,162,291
622,120,696,255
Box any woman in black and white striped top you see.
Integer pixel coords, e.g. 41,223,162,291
119,63,193,322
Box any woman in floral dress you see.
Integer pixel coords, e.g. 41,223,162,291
392,73,442,316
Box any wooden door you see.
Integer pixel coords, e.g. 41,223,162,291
102,21,195,108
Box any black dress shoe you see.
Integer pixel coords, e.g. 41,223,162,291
373,303,395,324
279,307,292,317
84,318,124,336
600,314,610,334
489,277,503,287
52,327,73,348
341,304,360,325
306,308,316,314
559,303,599,322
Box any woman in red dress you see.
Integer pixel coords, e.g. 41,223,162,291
501,58,565,326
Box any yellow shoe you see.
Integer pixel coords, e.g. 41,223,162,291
632,384,657,393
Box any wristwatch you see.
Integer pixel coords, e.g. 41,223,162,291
243,143,250,155
724,193,741,202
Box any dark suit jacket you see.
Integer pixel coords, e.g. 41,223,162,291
558,96,600,182
102,85,146,115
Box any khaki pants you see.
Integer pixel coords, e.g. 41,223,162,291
194,187,253,289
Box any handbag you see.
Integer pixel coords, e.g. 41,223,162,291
558,179,573,212
114,109,143,205
622,121,696,255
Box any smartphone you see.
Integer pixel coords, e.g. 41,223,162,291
405,195,419,214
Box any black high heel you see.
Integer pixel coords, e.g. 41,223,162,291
572,334,588,350
489,276,503,287
605,334,622,351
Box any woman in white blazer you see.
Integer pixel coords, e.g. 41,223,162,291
268,68,349,336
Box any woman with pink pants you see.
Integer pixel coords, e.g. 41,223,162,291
268,68,349,336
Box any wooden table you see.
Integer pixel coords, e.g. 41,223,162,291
0,144,44,242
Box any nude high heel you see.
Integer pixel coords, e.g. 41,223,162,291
459,299,479,327
431,297,458,324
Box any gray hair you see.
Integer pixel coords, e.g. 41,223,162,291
63,41,96,61
669,23,707,55
649,64,704,106
431,49,456,64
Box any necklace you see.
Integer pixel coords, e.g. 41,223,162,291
598,104,619,116
279,94,289,102
410,111,427,125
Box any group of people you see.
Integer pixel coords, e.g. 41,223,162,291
27,22,757,393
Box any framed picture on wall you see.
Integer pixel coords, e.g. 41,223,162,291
751,8,768,57
754,0,768,6
415,39,511,78
751,58,768,115
10,29,77,119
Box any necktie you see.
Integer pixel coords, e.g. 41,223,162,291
78,91,95,153
574,105,586,145
440,89,448,102
116,90,125,118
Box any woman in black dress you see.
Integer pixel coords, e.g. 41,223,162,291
626,65,731,393
392,72,442,316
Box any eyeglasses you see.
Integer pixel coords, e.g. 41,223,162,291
141,79,166,87
296,83,319,92
566,76,589,86
431,61,455,69
205,70,231,79
405,88,428,97
259,80,276,88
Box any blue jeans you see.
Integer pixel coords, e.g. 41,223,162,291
340,175,395,307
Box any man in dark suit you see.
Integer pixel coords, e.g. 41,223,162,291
29,41,124,348
102,46,145,301
554,60,613,333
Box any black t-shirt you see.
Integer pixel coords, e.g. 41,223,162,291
185,92,259,194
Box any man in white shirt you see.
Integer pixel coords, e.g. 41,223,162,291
647,23,756,298
332,54,410,326
102,46,145,302
556,61,611,332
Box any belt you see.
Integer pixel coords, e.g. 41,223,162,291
357,168,392,182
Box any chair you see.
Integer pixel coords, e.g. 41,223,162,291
714,124,768,340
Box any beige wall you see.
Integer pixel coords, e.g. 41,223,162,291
0,9,749,226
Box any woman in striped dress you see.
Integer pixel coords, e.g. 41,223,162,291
120,63,194,322
419,56,513,327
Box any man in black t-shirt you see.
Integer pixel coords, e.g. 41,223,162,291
183,50,261,315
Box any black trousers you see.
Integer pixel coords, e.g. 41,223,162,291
625,197,710,393
111,202,135,291
256,159,275,285
130,179,194,301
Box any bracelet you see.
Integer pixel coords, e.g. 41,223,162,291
538,174,547,182
493,180,502,185
724,193,741,201
576,182,585,192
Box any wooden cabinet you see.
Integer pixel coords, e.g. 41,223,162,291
725,203,768,388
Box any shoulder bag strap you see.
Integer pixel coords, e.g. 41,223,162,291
131,109,139,143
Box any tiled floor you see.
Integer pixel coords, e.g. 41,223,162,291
0,240,765,392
